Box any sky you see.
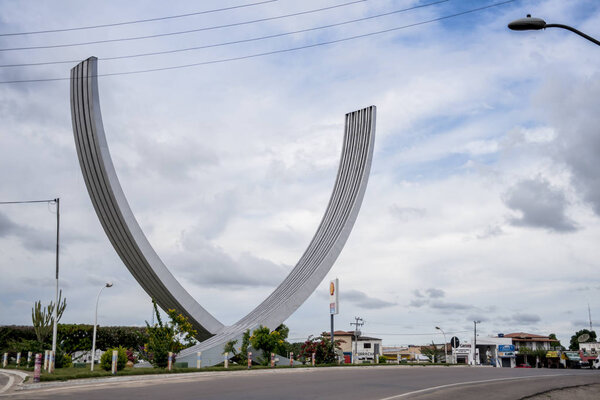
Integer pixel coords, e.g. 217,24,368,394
0,0,599,349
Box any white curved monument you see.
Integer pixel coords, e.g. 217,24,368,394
70,57,376,366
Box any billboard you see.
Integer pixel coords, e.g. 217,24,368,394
329,279,339,315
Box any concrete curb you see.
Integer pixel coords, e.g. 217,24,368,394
0,369,30,394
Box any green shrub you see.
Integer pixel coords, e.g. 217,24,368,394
55,351,72,368
100,347,128,371
378,355,387,364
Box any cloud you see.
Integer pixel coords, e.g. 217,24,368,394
511,313,541,324
169,239,289,287
409,299,428,308
0,211,54,252
503,177,577,232
390,205,426,221
430,301,473,311
426,288,445,299
342,290,396,310
536,72,600,216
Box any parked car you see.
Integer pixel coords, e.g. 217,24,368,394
516,363,532,368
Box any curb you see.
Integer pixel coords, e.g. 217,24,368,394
0,369,30,394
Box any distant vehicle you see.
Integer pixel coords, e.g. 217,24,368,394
516,363,532,368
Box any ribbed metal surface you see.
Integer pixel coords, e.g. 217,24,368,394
70,57,376,365
70,57,224,339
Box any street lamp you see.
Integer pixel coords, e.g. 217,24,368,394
435,326,448,364
91,282,113,371
508,15,600,46
473,320,481,366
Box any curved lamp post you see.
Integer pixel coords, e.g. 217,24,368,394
508,15,600,46
435,326,448,364
91,282,113,371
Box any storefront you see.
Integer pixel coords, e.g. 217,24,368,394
561,351,582,368
546,351,560,368
453,345,472,364
498,345,516,368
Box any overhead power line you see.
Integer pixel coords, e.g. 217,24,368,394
0,0,279,37
0,0,448,68
0,0,518,85
0,0,367,52
363,330,470,336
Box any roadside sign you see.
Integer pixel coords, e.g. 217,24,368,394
450,337,460,348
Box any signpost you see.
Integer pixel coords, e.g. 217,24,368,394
329,279,339,351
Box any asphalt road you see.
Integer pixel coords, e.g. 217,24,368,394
9,366,600,400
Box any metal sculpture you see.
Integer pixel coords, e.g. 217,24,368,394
70,57,376,366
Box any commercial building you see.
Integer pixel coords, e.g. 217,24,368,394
327,331,382,363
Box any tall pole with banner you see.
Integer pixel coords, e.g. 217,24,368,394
329,279,339,353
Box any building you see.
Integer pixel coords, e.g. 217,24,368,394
327,331,382,363
454,336,514,367
504,332,556,367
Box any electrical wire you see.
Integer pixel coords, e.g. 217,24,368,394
363,330,470,336
0,0,518,85
0,199,56,204
0,0,448,68
0,0,279,37
0,0,368,52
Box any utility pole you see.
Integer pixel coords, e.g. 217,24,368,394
473,320,480,365
0,198,60,373
589,303,593,333
350,317,364,364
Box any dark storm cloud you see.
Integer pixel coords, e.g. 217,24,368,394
342,289,396,310
503,177,577,232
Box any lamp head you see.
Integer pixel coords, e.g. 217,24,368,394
105,282,113,288
508,15,547,31
435,326,441,330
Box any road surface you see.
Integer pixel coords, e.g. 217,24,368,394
7,366,600,399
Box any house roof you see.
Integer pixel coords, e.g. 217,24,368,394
504,332,553,342
324,331,381,341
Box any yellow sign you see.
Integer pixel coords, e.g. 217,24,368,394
546,351,558,358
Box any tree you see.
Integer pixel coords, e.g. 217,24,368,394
143,299,198,368
299,334,341,364
548,333,563,349
569,329,597,350
250,325,289,364
420,342,444,363
31,290,66,345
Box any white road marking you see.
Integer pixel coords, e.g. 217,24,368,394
377,373,578,399
0,373,15,394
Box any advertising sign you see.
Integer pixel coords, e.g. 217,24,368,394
498,345,515,352
329,279,339,315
